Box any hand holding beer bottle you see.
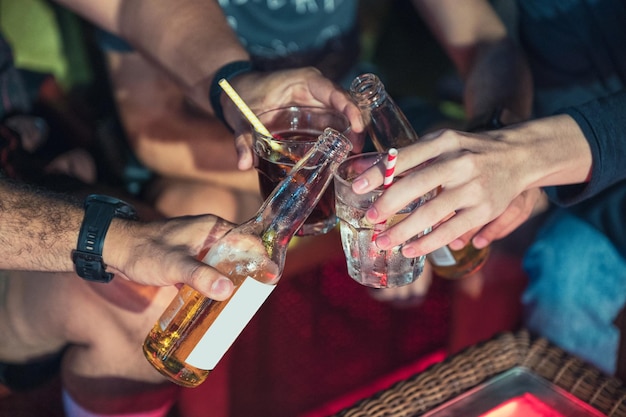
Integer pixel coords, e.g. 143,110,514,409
143,128,352,387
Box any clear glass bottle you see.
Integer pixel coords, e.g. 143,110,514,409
349,73,420,150
349,73,489,279
143,128,352,387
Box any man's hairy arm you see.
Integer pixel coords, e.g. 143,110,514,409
0,179,82,271
0,179,236,299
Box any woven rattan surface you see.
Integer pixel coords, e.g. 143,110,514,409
332,330,626,417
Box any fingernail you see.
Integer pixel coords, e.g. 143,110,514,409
402,246,416,258
448,239,464,250
365,207,378,223
473,236,488,249
376,235,391,249
352,178,369,192
211,276,234,298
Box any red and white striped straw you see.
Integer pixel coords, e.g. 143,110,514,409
372,148,398,241
382,148,398,189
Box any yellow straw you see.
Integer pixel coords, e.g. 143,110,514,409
218,78,272,137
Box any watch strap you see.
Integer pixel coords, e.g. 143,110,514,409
72,194,136,283
209,60,254,130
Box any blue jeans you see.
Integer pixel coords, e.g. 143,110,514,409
522,210,626,374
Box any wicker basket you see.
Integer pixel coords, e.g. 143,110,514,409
332,330,626,417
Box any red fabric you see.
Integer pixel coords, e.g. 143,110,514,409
227,255,452,417
301,349,446,417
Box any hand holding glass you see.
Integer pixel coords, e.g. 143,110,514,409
334,152,429,288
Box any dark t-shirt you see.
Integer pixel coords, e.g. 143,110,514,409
99,0,360,83
517,0,626,256
519,0,626,116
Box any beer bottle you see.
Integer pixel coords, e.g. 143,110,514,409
143,128,352,387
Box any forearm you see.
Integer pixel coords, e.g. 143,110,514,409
106,52,241,178
412,0,532,119
0,180,82,271
54,0,249,110
462,38,533,121
413,0,507,76
0,181,140,276
495,114,592,191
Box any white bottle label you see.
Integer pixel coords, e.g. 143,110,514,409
185,277,275,370
429,246,457,266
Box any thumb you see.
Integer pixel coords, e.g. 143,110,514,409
182,261,235,301
235,134,254,171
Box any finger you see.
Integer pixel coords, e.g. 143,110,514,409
396,129,468,173
351,159,386,193
472,199,534,246
235,133,254,170
182,260,235,301
373,191,459,251
345,129,365,154
472,219,517,249
399,209,482,257
353,134,459,199
351,143,437,194
364,165,444,226
448,227,482,250
295,67,365,134
342,104,365,133
328,92,365,133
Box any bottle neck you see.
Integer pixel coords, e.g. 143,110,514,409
252,128,352,255
350,73,419,151
350,73,388,110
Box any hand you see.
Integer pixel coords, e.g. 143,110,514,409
104,214,236,300
351,115,592,257
224,67,365,170
450,188,547,250
351,129,528,257
45,149,98,185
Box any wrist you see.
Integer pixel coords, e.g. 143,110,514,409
502,115,592,190
101,218,137,276
209,60,254,129
72,195,137,283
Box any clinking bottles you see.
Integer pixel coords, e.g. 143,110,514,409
349,73,489,279
143,128,352,387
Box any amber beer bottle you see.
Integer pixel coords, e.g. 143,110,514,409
427,244,490,279
143,128,352,387
349,73,489,279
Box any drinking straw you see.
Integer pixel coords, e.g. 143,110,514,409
372,148,398,241
382,148,398,190
218,78,272,137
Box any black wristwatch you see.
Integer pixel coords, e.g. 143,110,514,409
72,194,137,283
